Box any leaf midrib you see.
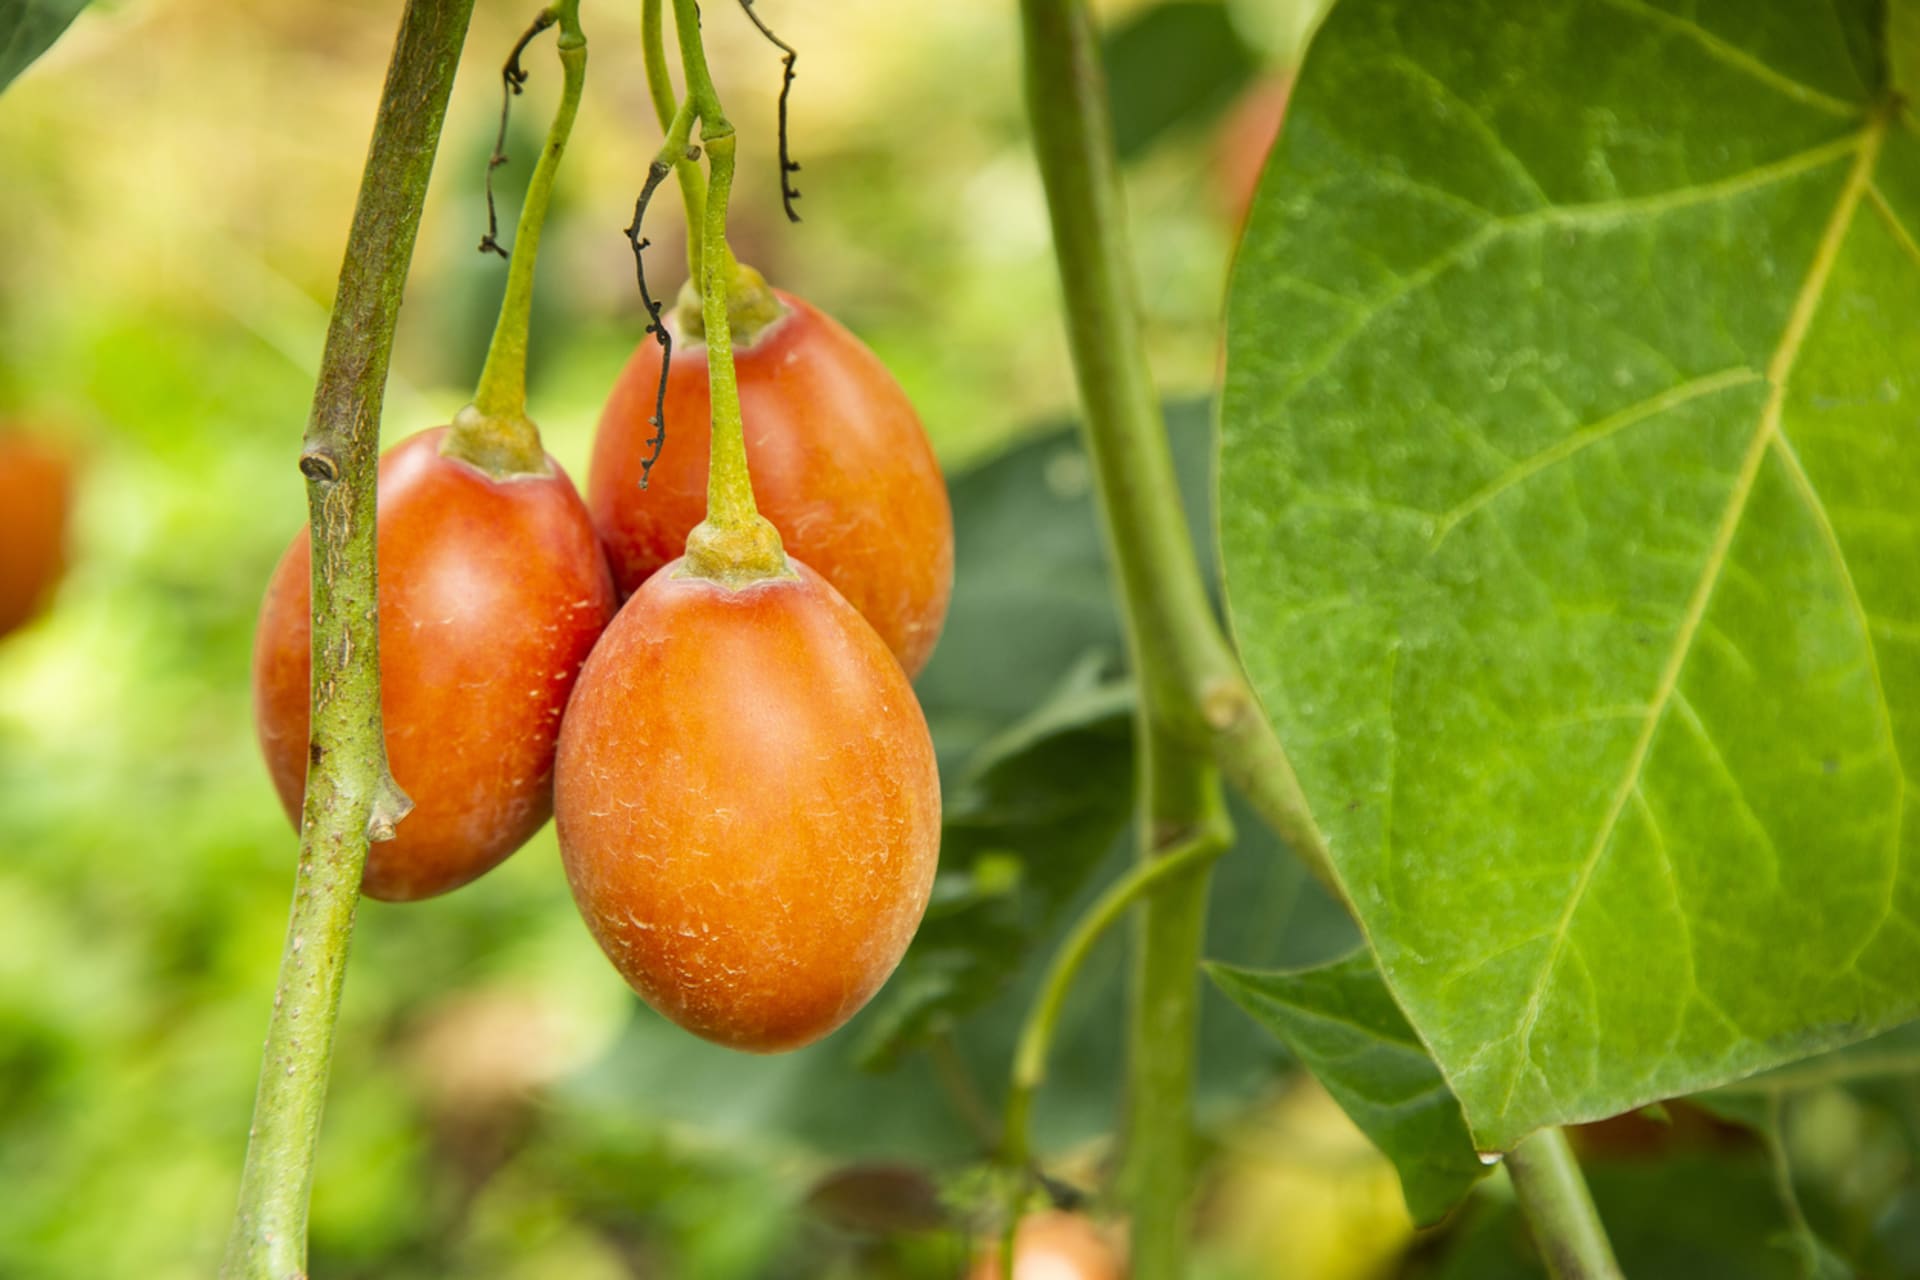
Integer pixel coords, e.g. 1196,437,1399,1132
1492,106,1896,1127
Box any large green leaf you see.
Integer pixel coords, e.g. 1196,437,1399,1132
0,0,87,95
1220,0,1920,1150
1207,951,1488,1224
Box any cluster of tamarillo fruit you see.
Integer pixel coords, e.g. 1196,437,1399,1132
250,14,953,1054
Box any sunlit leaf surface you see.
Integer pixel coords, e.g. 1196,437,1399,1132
1221,0,1920,1149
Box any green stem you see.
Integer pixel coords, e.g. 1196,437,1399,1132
1507,1129,1626,1280
1002,809,1230,1175
1015,0,1334,892
1123,730,1223,1276
671,0,786,584
457,0,585,477
221,0,474,1275
1014,1,1292,1273
641,0,706,280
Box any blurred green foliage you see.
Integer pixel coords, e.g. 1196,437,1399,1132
0,1,1917,1277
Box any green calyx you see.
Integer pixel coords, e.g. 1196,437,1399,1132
441,403,551,479
673,260,789,348
679,516,794,588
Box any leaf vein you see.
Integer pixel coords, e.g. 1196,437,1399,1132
1590,0,1862,117
1492,108,1891,1128
1428,367,1763,551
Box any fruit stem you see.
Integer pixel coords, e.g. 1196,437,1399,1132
456,0,586,478
670,0,788,584
1507,1129,1626,1280
641,0,707,282
221,0,474,1275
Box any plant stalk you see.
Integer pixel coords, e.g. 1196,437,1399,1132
221,0,475,1276
469,0,585,429
1015,0,1334,894
1002,812,1229,1176
641,0,707,279
456,0,585,478
1507,1129,1626,1280
670,0,786,582
1015,2,1244,1270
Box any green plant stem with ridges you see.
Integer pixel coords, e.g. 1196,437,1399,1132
221,0,475,1274
1507,1129,1626,1280
641,0,707,280
670,0,787,583
455,0,585,478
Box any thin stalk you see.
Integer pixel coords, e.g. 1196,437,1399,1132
1015,0,1333,892
221,0,475,1275
1002,813,1230,1175
1507,1129,1626,1280
641,0,707,279
671,0,786,582
470,0,585,423
1123,728,1224,1276
457,0,586,476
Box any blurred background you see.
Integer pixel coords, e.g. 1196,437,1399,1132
2,1,1916,1277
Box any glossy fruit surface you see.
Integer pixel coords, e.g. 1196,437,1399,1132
970,1212,1126,1280
554,559,941,1052
589,290,953,676
253,427,616,902
0,433,74,639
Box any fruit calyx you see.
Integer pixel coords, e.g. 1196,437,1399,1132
441,403,552,480
679,514,794,589
674,259,789,348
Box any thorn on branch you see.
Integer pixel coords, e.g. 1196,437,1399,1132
480,9,560,259
625,157,684,488
738,0,802,222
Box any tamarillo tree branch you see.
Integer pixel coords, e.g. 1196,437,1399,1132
1507,1130,1627,1280
221,0,476,1274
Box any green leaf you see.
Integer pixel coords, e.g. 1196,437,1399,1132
1220,0,1920,1150
1891,0,1920,106
0,0,87,95
1103,1,1261,161
1208,950,1487,1223
1714,1019,1920,1097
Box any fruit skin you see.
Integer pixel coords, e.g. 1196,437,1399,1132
554,559,941,1052
253,427,616,902
589,290,954,677
970,1212,1126,1280
0,434,74,639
